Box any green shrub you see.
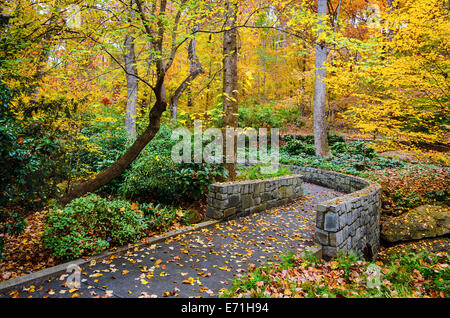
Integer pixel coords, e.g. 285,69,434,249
119,151,179,202
238,104,280,128
280,139,404,176
330,141,377,159
282,134,351,157
283,133,345,145
282,139,316,156
175,162,228,200
141,203,180,232
0,84,75,257
119,126,228,203
72,109,131,195
118,125,179,202
42,194,147,259
121,156,228,203
0,98,68,209
327,133,346,144
283,134,314,144
237,163,292,180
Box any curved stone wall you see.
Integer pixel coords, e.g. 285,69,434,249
205,165,382,260
206,174,303,220
285,165,382,260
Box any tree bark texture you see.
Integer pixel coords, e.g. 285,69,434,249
313,0,331,157
222,0,239,180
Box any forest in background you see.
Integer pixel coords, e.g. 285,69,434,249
0,0,448,297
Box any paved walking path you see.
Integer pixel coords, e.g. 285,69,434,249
1,183,341,298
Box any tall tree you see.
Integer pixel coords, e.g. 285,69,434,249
313,0,331,157
222,0,239,180
169,23,204,120
123,0,138,139
60,0,205,204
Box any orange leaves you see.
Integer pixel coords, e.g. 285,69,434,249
182,277,195,285
101,97,112,106
180,248,189,254
0,209,58,283
218,266,231,272
226,248,450,299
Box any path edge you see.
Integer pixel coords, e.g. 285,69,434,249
0,220,220,295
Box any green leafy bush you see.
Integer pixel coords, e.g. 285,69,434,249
42,194,147,259
120,155,228,203
238,104,280,128
237,101,304,129
282,139,316,156
175,162,228,200
283,133,345,145
119,151,179,202
237,163,292,180
118,125,179,202
0,78,79,258
282,134,349,157
283,134,314,144
280,152,404,176
0,89,69,210
71,109,131,195
330,141,377,159
141,203,181,232
119,126,228,203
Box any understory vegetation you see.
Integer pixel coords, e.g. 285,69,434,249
223,251,449,298
280,134,449,216
0,0,448,299
42,194,193,259
237,163,292,180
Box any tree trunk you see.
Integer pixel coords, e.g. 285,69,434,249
59,96,167,205
124,30,138,139
60,0,203,205
222,0,238,180
169,23,204,121
313,0,331,157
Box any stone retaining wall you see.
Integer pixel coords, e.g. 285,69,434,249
206,175,303,220
205,164,382,260
285,165,382,260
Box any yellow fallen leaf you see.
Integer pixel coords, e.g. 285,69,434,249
140,279,149,285
89,273,103,278
182,277,195,285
